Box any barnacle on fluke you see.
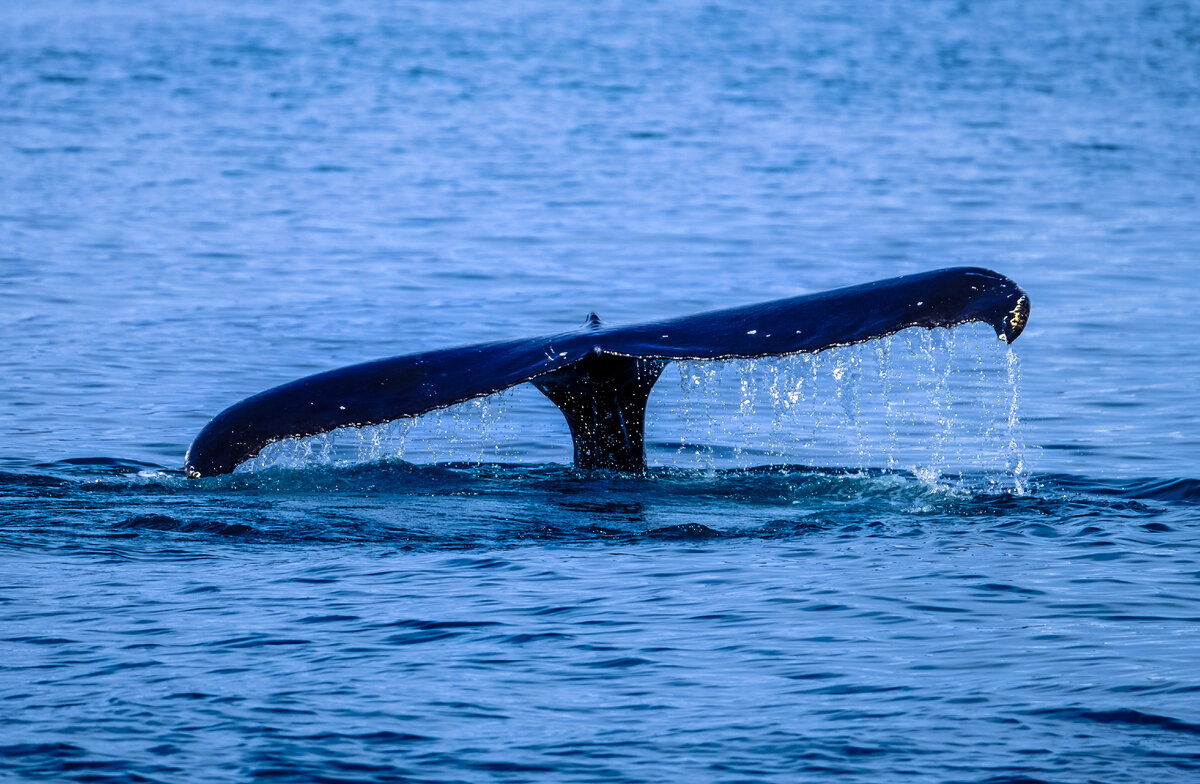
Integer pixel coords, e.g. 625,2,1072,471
1007,295,1031,341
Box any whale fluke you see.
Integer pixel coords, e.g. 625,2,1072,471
185,267,1029,477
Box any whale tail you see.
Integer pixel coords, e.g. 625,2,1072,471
185,267,1029,477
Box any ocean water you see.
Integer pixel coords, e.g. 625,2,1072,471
2,1,1199,781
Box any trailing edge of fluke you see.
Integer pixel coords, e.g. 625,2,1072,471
185,266,1030,478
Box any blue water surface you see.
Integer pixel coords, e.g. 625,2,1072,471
2,1,1199,782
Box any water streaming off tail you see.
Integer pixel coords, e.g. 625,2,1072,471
242,384,573,472
241,325,1028,489
649,325,1027,488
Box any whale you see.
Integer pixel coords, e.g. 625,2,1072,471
184,267,1029,477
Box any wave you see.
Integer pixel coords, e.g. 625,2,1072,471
7,454,1199,501
0,457,1195,551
